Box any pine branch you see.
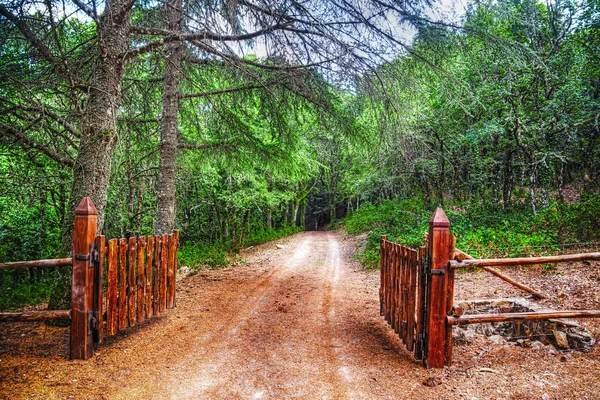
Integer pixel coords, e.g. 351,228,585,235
1,123,75,167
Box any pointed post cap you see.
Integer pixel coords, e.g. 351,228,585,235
429,207,449,227
74,197,98,215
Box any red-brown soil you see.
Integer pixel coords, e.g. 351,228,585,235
1,230,599,399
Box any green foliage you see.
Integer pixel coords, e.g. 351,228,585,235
0,272,54,310
178,243,229,269
178,225,302,270
344,197,600,268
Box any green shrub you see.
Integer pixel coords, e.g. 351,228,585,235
0,271,54,310
343,197,600,268
178,225,302,270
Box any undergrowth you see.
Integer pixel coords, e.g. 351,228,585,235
0,272,54,310
344,195,600,269
178,225,301,270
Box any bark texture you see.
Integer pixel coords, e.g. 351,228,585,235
63,0,132,248
156,0,183,234
53,0,132,311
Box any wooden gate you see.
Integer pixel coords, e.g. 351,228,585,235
379,208,453,368
379,237,427,360
381,207,600,368
92,230,179,344
0,197,180,360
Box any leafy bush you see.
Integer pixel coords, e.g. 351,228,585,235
0,272,54,310
343,197,600,268
178,243,229,269
178,225,302,270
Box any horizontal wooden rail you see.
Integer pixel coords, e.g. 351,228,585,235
447,310,600,326
449,252,600,269
453,249,546,299
0,310,71,322
0,258,73,270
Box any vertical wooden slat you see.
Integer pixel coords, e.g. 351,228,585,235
407,249,418,352
389,243,396,328
128,237,137,327
379,236,386,316
118,238,127,331
153,235,160,315
394,244,401,335
145,236,154,318
405,246,411,343
167,233,176,309
107,239,118,336
414,246,427,360
398,247,405,341
445,234,457,366
394,245,403,335
137,237,146,322
173,230,179,307
95,235,106,344
425,208,451,368
383,240,389,321
160,234,168,312
70,198,97,360
385,240,391,324
389,241,394,325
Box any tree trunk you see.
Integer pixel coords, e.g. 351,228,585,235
329,196,336,226
557,162,565,202
155,0,183,234
299,198,306,229
52,0,131,311
266,206,273,229
502,150,513,209
529,169,537,215
292,199,300,226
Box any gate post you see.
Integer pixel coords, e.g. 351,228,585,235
425,208,451,368
70,198,98,360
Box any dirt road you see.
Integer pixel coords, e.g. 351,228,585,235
2,231,600,399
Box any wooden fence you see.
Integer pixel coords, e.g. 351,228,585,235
0,198,180,360
380,207,600,368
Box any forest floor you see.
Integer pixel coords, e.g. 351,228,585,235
1,230,600,399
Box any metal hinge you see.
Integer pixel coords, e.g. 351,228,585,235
430,269,445,276
88,310,98,331
91,243,99,263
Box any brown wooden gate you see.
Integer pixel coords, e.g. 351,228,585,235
379,236,427,360
92,230,179,344
381,207,600,369
379,208,452,368
0,197,180,360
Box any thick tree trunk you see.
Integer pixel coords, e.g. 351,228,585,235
156,0,183,234
53,0,132,311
